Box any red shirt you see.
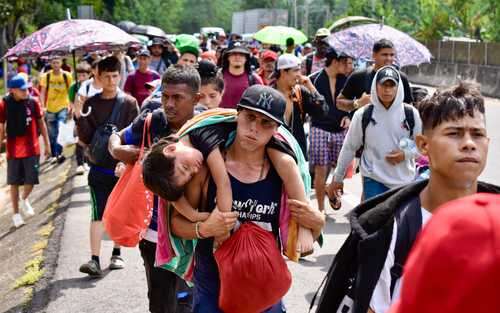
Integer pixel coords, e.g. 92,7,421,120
220,70,263,109
124,69,160,107
0,97,43,159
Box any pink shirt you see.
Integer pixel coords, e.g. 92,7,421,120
220,70,263,109
124,69,160,107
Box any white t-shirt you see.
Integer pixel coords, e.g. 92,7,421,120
78,78,102,98
369,207,432,313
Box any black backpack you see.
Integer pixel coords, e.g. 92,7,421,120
356,103,416,158
311,194,423,313
88,93,125,169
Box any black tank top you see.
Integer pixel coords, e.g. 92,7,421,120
205,164,283,237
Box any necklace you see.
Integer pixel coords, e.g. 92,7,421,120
225,149,267,183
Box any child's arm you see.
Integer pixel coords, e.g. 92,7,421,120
172,196,209,222
206,148,232,213
267,148,307,203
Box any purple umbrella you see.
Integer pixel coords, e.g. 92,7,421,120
328,23,432,67
4,19,141,59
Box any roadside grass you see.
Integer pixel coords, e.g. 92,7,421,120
10,149,73,307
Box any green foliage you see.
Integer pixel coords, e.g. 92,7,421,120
178,0,239,33
112,0,184,33
2,0,500,50
240,0,287,10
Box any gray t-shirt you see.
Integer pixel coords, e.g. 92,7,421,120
149,58,167,76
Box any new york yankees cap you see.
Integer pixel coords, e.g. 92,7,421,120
376,65,399,85
237,85,286,125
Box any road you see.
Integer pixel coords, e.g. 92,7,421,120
25,86,500,313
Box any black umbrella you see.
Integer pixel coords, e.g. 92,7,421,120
117,20,137,33
130,25,167,39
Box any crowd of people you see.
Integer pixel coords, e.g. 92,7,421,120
1,25,499,313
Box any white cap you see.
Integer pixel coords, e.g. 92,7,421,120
277,54,302,70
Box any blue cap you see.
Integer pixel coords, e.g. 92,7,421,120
7,74,29,90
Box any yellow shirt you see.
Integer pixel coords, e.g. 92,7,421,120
40,70,73,113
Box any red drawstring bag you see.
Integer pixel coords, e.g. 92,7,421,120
103,114,153,247
214,222,292,313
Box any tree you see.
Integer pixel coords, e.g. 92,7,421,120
178,0,239,34
112,0,184,33
0,0,44,55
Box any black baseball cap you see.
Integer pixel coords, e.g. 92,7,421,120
225,41,250,56
237,85,286,125
376,66,399,85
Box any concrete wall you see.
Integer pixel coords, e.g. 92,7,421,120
404,62,500,98
404,40,500,98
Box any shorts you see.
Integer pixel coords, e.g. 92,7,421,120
308,127,346,167
7,156,40,185
88,167,118,221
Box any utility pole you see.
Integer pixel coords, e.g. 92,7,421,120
304,2,309,35
293,0,298,28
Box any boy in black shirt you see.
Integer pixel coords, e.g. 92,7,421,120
337,39,413,112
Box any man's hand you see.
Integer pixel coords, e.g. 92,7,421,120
298,75,316,91
114,162,126,177
287,199,324,230
199,208,238,239
44,144,52,159
358,92,371,107
340,116,351,129
326,181,344,200
110,144,140,164
385,149,405,165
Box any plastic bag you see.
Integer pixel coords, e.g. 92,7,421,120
102,114,153,247
214,223,292,313
56,120,78,147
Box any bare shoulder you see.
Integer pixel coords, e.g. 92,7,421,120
188,165,209,188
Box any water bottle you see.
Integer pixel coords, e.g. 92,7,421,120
399,137,418,155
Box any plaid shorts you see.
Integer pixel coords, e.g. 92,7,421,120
308,127,347,166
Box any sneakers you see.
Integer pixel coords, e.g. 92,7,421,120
76,165,85,175
79,260,103,277
12,213,25,228
57,155,66,164
109,255,125,270
21,199,35,217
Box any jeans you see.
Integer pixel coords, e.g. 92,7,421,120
363,176,390,200
45,108,67,157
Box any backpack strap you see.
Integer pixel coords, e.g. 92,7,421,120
63,72,70,90
390,197,422,296
403,104,415,138
86,82,91,96
361,104,375,146
45,72,51,105
107,92,126,125
248,72,256,86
